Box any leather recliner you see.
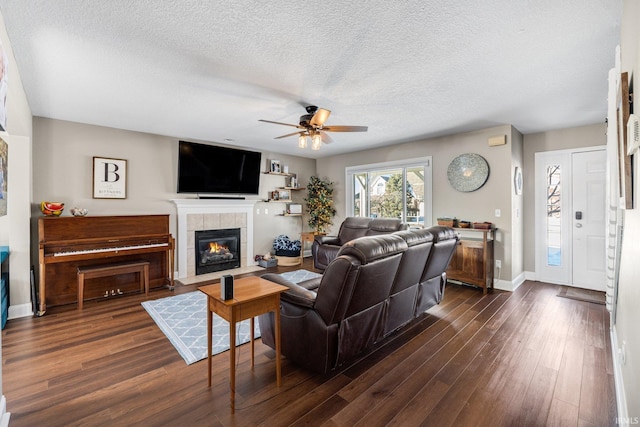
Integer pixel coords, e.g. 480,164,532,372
414,226,459,315
311,216,408,270
259,226,458,374
383,228,434,336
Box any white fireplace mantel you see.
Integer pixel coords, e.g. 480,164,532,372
171,199,258,279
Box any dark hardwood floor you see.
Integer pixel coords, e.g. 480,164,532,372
2,259,617,426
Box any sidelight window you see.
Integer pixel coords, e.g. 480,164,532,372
546,164,562,266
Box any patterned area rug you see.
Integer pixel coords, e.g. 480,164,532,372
142,291,260,365
142,270,321,365
279,269,322,283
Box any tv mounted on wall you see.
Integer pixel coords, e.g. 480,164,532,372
177,141,262,195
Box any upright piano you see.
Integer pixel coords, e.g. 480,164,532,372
38,214,174,315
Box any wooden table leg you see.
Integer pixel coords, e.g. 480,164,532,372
77,272,85,311
207,300,212,387
250,317,255,369
143,263,149,296
229,308,236,413
275,297,281,387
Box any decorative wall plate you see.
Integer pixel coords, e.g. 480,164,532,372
447,153,490,192
514,166,523,195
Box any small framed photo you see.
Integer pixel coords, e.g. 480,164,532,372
93,156,127,199
270,159,281,173
278,189,291,200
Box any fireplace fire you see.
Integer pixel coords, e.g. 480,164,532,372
195,228,241,275
201,241,234,264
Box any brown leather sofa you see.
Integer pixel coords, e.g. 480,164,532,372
259,226,458,374
311,216,408,270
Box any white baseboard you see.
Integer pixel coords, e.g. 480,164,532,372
0,396,11,427
8,302,33,319
511,272,525,291
493,272,525,292
610,326,629,426
524,270,537,281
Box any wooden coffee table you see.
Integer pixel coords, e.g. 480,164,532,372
198,276,288,413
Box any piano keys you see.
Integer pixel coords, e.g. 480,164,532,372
38,214,174,315
53,242,169,257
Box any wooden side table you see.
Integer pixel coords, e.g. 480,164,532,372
198,277,288,413
445,228,495,294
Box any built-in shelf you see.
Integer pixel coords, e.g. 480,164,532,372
265,199,293,203
267,171,304,203
263,171,294,177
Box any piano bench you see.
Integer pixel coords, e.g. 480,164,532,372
77,261,150,310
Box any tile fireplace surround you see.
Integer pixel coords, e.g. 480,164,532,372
171,199,257,279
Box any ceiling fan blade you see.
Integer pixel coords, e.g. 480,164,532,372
274,131,303,139
322,125,368,132
320,132,334,144
310,108,331,126
259,119,302,128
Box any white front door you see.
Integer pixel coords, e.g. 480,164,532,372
571,150,606,290
535,148,606,291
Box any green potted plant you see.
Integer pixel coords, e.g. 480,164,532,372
305,176,337,234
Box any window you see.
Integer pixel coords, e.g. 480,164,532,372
346,157,432,227
546,164,562,266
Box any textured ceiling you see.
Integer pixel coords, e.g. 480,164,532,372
0,1,622,158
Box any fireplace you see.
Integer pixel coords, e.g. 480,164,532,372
195,228,241,275
172,199,256,279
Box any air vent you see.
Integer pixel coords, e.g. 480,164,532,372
627,114,640,155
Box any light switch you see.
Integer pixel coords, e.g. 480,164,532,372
495,209,501,217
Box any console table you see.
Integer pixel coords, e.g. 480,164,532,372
198,277,288,413
446,228,495,294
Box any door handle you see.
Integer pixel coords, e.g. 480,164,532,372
576,223,583,228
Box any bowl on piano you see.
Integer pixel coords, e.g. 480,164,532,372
40,201,64,216
70,207,88,217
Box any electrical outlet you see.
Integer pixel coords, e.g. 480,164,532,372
495,209,501,217
495,260,502,269
620,340,627,365
265,208,268,215
256,208,260,215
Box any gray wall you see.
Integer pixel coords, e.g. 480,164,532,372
317,124,521,284
615,0,640,417
0,7,33,410
31,117,316,270
522,123,607,272
510,127,524,279
0,11,33,314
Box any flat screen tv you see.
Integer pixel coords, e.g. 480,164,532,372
177,141,262,195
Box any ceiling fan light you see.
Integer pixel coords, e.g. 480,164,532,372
298,134,308,148
311,134,322,150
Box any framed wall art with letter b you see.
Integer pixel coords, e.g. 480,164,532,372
93,156,127,199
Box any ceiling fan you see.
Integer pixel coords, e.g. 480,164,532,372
259,105,368,150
